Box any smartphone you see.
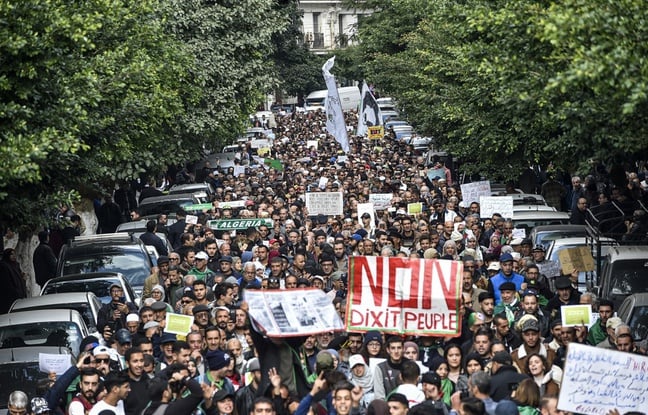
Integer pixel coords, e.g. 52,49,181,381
119,296,126,303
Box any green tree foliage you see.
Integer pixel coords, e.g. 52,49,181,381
350,0,648,179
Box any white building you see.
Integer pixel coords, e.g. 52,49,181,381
299,0,371,53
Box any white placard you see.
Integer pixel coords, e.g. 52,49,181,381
305,192,344,216
318,177,329,189
185,214,198,225
479,196,514,219
307,140,318,150
558,343,648,414
512,228,526,239
250,139,271,149
357,203,375,229
218,200,246,209
233,166,246,177
460,181,491,205
369,193,393,210
39,353,72,375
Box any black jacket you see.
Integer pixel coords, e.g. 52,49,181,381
33,242,58,286
490,365,529,401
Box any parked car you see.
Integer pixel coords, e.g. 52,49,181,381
529,224,588,251
617,293,648,342
511,210,570,235
41,272,139,306
138,192,207,216
57,234,152,297
596,245,648,309
0,346,73,415
168,182,216,200
9,292,102,333
0,309,91,356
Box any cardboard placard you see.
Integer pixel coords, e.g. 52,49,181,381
558,246,595,274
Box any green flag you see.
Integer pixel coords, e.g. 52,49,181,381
264,158,283,171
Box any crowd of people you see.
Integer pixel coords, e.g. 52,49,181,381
5,108,648,415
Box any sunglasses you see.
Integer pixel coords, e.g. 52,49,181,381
95,358,110,364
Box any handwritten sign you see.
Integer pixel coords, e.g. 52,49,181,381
558,343,648,414
558,247,595,274
536,260,562,279
407,202,422,215
165,313,194,335
460,181,491,205
307,140,318,150
185,214,198,225
561,304,593,327
250,139,271,149
346,256,462,336
368,126,384,140
479,196,514,219
39,353,72,375
244,289,344,337
305,192,344,216
369,193,393,210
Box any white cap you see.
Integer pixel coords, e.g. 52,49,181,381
487,262,501,271
348,354,366,369
126,313,139,323
195,251,209,260
93,345,111,357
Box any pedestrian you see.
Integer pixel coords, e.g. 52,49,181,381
0,248,28,314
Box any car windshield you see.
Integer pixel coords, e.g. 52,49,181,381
16,303,97,332
610,260,648,295
62,251,150,289
0,361,49,408
43,279,118,304
0,322,83,353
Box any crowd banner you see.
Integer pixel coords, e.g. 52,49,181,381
558,343,648,414
346,256,462,336
244,288,344,337
322,57,350,153
479,196,514,219
460,181,492,205
369,193,393,210
207,218,274,231
305,192,344,216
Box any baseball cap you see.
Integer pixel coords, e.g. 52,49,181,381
499,253,514,262
521,318,540,332
421,372,441,387
348,354,365,369
195,251,209,260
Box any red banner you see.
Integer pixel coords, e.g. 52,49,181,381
346,256,462,336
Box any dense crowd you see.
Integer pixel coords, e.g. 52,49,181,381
4,108,648,415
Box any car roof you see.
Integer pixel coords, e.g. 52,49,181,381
70,233,139,246
532,224,587,233
12,293,96,309
138,193,198,205
606,245,648,260
0,309,83,326
512,211,570,219
0,346,72,363
550,236,617,246
47,271,126,283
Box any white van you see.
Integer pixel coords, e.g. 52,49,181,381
305,86,361,112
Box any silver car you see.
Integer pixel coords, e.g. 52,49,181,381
10,292,102,333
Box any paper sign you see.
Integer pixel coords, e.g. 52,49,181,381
336,155,348,164
207,218,274,230
165,313,194,335
233,166,246,177
186,214,198,225
357,203,375,227
537,260,562,279
346,256,462,336
318,177,329,189
305,192,344,216
407,203,422,215
558,247,595,274
250,139,271,149
256,147,271,156
368,126,384,140
558,343,648,414
427,168,446,182
369,193,393,210
307,140,318,150
185,203,214,212
217,200,246,209
561,304,593,327
460,181,491,205
39,353,72,375
244,288,344,337
479,196,514,219
512,228,526,239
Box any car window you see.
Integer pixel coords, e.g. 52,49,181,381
15,304,97,332
0,361,49,408
43,280,116,303
0,322,83,353
61,251,151,289
610,261,648,295
628,305,648,341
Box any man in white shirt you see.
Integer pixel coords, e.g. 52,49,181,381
89,371,131,415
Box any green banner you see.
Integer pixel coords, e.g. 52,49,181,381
185,203,214,211
208,218,274,230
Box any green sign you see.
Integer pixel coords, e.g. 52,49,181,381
208,219,274,230
185,203,214,211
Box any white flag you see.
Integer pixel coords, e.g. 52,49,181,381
356,81,383,137
322,56,350,153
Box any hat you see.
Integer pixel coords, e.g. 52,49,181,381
114,329,132,345
348,354,365,369
31,397,50,415
555,277,572,289
206,350,231,371
219,255,233,263
211,389,235,402
109,283,122,291
363,330,383,346
510,252,521,261
487,262,501,271
181,291,196,301
354,229,368,238
247,357,261,372
499,253,514,262
315,351,334,373
351,234,362,242
93,345,111,357
330,271,343,281
143,321,159,330
606,316,623,330
126,313,139,323
423,248,438,259
192,304,210,315
361,212,371,219
387,393,409,408
160,332,177,344
532,244,546,252
521,238,532,246
269,238,280,245
157,255,170,264
491,351,512,365
451,231,463,242
421,372,441,387
195,251,209,260
521,318,540,332
311,275,324,283
151,301,167,312
499,282,516,292
224,276,239,285
495,400,519,415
